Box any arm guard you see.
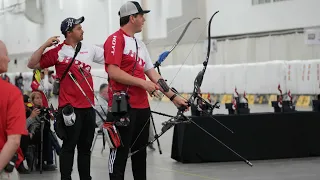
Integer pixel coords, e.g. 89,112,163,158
157,78,170,92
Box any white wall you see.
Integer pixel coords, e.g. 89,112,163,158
0,0,144,56
42,0,111,45
143,0,183,40
212,33,320,64
3,0,320,56
1,10,43,55
207,0,320,37
0,0,185,56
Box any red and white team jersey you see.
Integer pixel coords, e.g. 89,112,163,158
40,41,105,108
104,29,154,109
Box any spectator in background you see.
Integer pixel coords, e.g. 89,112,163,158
1,73,10,83
31,68,52,107
95,83,109,129
15,73,24,93
27,92,57,171
0,40,27,179
18,94,35,173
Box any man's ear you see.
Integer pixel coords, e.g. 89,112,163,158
129,15,135,24
66,31,72,37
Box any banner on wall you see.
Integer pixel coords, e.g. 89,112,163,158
304,28,320,45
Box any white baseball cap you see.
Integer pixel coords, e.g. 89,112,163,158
118,1,150,18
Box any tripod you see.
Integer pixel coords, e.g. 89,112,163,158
149,113,162,154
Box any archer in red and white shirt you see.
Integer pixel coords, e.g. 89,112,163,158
45,41,103,108
104,29,154,108
27,17,106,180
104,28,188,109
103,2,188,179
29,41,104,108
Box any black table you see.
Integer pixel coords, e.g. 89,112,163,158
171,111,320,163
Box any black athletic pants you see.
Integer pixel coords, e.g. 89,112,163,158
108,107,151,180
58,107,96,180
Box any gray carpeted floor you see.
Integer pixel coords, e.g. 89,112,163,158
20,100,319,180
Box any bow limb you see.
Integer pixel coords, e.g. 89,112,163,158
154,17,201,70
168,17,201,53
182,11,235,133
165,13,219,94
145,18,201,46
192,11,219,96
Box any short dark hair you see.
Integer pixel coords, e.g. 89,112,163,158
119,13,139,27
99,83,108,92
63,28,75,38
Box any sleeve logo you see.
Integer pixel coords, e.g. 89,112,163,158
111,35,117,55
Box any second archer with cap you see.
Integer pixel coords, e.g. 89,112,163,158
103,1,188,180
27,16,105,180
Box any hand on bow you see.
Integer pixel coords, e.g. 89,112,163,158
172,95,190,112
148,90,162,99
141,80,161,98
